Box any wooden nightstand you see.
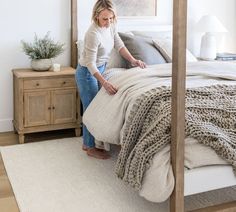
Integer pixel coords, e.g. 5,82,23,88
12,67,81,144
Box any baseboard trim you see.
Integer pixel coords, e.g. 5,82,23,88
0,119,13,132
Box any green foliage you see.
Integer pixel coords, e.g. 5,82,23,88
21,32,65,59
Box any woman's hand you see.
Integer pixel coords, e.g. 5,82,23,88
131,59,146,69
119,47,146,69
102,81,118,95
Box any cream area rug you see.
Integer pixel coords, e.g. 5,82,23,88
1,137,236,212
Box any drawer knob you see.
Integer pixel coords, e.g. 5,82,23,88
52,106,55,110
63,81,66,84
48,107,51,110
36,83,40,86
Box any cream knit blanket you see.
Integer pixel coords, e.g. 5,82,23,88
115,84,236,190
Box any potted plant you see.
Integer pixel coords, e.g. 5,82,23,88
21,32,65,71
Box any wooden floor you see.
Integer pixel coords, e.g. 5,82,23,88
0,130,75,212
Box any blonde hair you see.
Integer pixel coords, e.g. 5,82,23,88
92,0,117,25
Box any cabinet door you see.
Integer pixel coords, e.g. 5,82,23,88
24,91,51,127
52,89,76,124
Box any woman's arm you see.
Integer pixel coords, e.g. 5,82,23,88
119,47,146,68
93,72,118,95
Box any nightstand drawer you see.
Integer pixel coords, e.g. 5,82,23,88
24,77,76,90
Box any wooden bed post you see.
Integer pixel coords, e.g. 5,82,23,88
71,0,78,68
170,0,187,211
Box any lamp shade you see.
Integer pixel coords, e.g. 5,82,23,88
196,15,228,33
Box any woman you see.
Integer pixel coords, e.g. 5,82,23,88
75,0,146,159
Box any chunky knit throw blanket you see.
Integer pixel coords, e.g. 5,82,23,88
115,84,236,190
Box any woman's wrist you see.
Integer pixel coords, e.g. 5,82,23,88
101,80,108,87
130,58,136,64
130,58,139,66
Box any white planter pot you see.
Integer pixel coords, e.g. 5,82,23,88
31,59,52,71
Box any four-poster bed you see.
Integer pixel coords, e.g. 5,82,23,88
70,0,236,211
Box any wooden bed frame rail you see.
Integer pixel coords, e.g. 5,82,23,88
71,0,236,211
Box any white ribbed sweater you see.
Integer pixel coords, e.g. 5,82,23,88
79,23,124,75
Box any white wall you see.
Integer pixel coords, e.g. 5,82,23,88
0,0,236,132
77,0,173,38
78,0,236,55
0,0,71,132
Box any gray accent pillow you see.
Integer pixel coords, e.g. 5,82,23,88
119,32,167,68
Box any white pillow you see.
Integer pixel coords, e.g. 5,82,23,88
152,37,197,62
106,48,126,70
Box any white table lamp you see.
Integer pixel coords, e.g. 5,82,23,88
196,15,228,60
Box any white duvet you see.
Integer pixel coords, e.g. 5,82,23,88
83,61,236,202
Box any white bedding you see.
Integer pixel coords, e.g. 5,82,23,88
83,61,236,202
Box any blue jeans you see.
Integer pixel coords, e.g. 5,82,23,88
75,64,106,148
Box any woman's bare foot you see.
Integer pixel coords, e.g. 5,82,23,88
87,147,110,159
82,145,104,152
82,144,89,151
